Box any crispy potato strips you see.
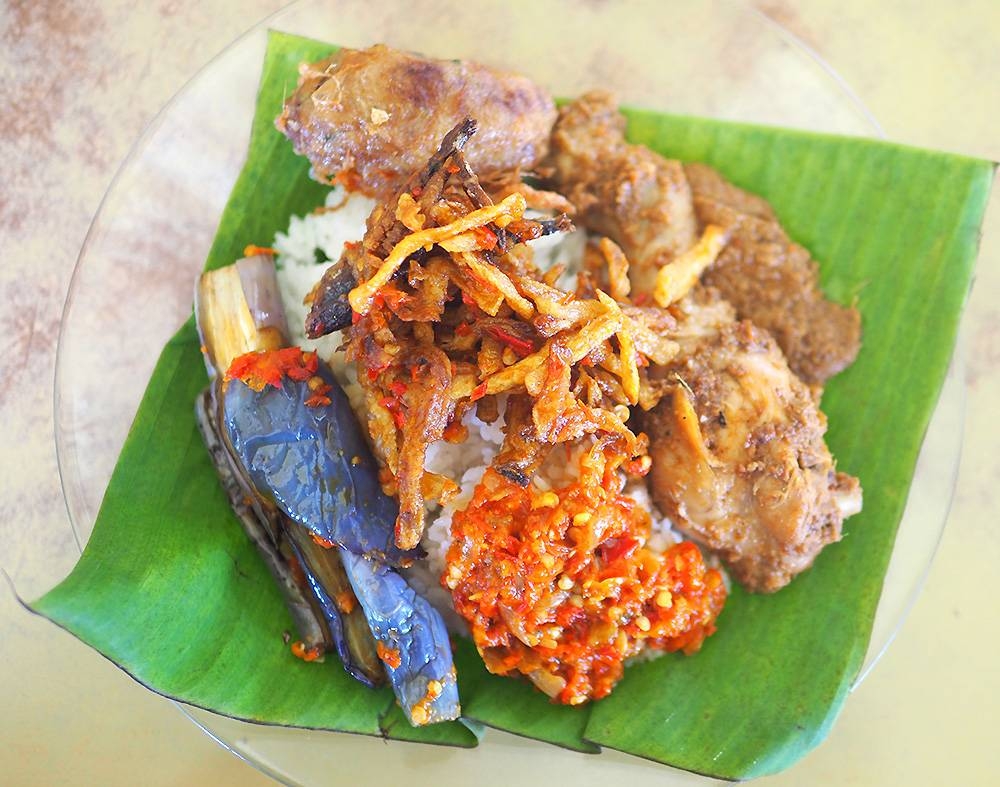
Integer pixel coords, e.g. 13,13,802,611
335,121,677,550
652,224,728,308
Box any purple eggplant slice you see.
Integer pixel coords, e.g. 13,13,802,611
222,360,421,567
284,530,385,687
195,387,328,651
198,384,386,687
339,548,461,726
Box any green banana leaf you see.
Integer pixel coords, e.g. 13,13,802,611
31,29,993,779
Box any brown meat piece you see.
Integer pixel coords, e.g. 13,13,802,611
548,92,860,387
547,91,699,295
682,162,778,223
276,45,556,198
684,162,862,386
645,290,862,592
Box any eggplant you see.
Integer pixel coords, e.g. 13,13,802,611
195,387,328,652
196,255,289,377
195,255,461,722
198,383,385,686
222,363,421,567
196,257,386,685
340,549,461,725
284,527,385,686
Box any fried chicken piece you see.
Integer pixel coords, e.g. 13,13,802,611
550,93,862,590
684,163,862,386
277,45,556,198
547,91,698,295
645,289,862,592
548,93,860,387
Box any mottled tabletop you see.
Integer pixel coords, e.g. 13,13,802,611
2,1,998,784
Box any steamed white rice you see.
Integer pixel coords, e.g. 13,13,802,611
272,187,681,625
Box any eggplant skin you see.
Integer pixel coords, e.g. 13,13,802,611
285,535,384,688
340,548,461,726
195,387,330,651
222,360,421,566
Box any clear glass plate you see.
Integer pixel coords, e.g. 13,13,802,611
53,0,961,784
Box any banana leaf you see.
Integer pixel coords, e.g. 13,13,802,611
30,30,993,778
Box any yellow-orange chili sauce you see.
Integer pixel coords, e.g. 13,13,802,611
444,446,727,705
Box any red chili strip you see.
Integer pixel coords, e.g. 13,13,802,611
486,326,535,357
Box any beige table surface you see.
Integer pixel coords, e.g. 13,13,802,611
2,1,998,784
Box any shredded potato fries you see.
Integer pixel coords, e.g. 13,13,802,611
349,192,528,315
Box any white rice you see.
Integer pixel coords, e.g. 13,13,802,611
271,187,681,624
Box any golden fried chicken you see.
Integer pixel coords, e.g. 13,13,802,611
646,289,862,592
277,45,556,198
